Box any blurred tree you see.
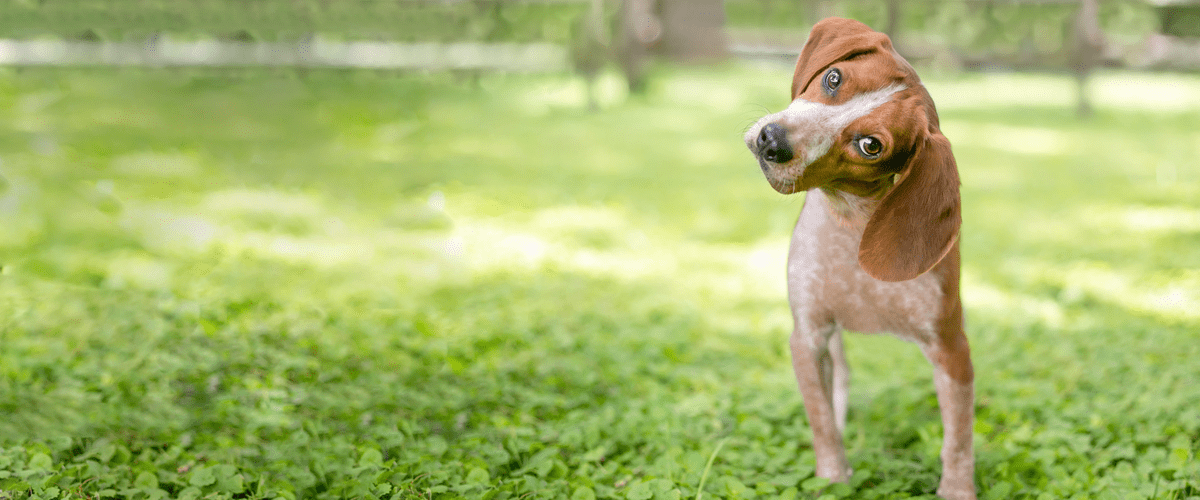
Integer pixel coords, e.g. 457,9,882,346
567,0,663,99
1153,0,1200,37
617,0,727,93
473,0,513,42
1144,0,1200,70
1069,0,1105,117
572,0,610,110
883,0,901,40
810,0,839,21
655,0,726,61
617,0,662,93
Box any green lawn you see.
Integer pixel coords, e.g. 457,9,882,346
0,65,1198,499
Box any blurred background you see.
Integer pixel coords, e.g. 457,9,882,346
1,1,1199,102
1,2,1199,498
0,0,1197,287
1,0,1199,99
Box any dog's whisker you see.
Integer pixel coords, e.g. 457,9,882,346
740,118,760,134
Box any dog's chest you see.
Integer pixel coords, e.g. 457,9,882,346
786,190,943,341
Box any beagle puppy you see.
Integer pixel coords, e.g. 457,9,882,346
744,18,975,500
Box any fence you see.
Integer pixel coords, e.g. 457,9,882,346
0,0,1190,73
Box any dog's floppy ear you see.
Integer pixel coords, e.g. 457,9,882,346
858,131,961,282
791,18,891,99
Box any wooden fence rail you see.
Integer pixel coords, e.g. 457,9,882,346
0,38,567,71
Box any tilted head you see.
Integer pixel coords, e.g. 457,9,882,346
744,18,961,282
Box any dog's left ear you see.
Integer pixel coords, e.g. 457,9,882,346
858,131,961,282
791,18,890,99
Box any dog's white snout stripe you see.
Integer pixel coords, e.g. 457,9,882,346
752,84,907,167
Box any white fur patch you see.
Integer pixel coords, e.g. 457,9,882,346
747,84,907,167
787,189,943,343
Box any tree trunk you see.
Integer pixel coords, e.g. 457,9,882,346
1069,0,1104,118
656,0,726,62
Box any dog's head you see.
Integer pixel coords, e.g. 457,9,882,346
744,18,960,282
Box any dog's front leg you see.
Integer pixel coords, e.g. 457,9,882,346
923,330,976,500
790,325,850,482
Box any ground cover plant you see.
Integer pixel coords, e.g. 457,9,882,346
0,65,1198,499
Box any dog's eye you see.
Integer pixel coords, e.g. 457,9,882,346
855,136,883,159
822,68,842,93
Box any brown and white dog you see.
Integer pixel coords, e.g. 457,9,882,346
744,18,975,500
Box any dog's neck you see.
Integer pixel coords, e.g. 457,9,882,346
819,175,895,229
820,189,876,229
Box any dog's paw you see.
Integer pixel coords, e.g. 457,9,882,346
936,484,977,500
814,465,852,484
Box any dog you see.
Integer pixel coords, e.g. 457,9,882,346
743,18,975,500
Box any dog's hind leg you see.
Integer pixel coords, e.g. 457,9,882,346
829,329,850,434
921,321,976,500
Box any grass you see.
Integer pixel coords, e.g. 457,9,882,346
0,64,1198,500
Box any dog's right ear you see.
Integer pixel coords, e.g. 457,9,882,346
791,18,891,99
857,131,961,282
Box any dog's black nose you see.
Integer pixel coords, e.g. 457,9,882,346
757,123,793,163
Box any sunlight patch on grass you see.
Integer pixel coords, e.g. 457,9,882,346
941,122,1069,156
516,72,628,114
233,225,456,278
121,188,463,286
123,206,219,253
112,152,201,178
236,231,377,267
928,71,1200,113
104,253,173,290
88,104,164,129
1058,262,1200,320
1091,72,1200,112
366,121,420,162
1085,204,1200,233
531,205,641,250
450,202,790,306
457,212,650,275
12,91,61,132
660,72,751,112
0,174,43,247
1002,257,1200,321
443,134,529,163
682,138,737,168
962,272,1066,329
927,74,1075,110
201,188,326,220
955,163,1022,192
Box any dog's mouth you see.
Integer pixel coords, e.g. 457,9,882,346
763,167,805,194
750,154,805,194
747,126,806,194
